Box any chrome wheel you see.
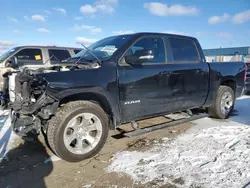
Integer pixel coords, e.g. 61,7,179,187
63,113,103,155
220,91,233,115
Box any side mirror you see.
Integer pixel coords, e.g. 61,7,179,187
125,49,154,64
6,56,18,68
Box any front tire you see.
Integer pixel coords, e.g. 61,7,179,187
47,101,109,162
208,86,235,119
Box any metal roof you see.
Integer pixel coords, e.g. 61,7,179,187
113,32,195,40
15,45,82,50
203,46,250,56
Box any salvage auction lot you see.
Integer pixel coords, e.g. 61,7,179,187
0,96,250,188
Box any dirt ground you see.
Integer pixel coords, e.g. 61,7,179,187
0,116,194,188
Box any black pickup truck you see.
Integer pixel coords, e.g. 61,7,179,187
8,33,246,162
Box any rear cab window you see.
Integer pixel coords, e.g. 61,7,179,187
168,37,200,63
15,48,43,65
48,49,71,64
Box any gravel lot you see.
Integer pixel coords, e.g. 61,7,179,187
0,96,249,188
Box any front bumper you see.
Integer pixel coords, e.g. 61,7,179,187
11,111,36,137
10,93,59,137
11,92,56,114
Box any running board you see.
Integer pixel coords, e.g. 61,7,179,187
123,113,208,137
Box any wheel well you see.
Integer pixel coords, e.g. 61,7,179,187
221,80,236,92
59,93,113,120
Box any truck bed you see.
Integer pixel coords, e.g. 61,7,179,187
208,61,246,98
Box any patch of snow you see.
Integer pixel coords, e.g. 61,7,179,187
107,96,250,188
83,184,92,188
0,110,18,158
229,95,250,125
44,155,61,164
107,124,250,187
0,110,9,129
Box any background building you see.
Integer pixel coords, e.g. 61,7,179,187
203,46,250,63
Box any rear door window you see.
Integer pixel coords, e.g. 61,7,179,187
15,48,43,65
169,38,199,63
48,49,71,64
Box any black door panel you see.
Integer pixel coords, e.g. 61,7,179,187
167,63,209,110
166,37,210,110
118,36,209,123
119,64,173,122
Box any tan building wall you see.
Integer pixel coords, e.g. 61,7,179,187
206,55,244,62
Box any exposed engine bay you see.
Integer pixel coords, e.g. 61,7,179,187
8,63,100,138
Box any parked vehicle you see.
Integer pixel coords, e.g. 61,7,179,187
245,62,250,94
0,46,81,106
0,45,81,91
8,33,246,162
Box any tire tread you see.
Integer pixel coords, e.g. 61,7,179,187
47,101,109,161
208,85,234,119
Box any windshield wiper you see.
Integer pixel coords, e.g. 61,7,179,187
75,44,102,65
62,56,91,63
44,53,61,64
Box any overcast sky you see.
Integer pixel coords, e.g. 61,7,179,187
0,0,250,53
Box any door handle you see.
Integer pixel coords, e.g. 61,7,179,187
171,72,180,75
159,71,171,75
195,70,201,73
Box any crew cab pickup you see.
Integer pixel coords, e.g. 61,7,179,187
8,33,247,162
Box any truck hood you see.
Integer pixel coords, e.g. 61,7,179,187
12,61,116,100
33,63,115,93
32,64,100,88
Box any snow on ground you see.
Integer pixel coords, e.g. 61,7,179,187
0,95,250,186
0,110,18,158
229,95,250,125
107,96,250,188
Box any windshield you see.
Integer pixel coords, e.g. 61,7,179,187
0,47,19,63
70,35,133,62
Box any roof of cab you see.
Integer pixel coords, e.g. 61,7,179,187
15,45,82,50
117,32,196,40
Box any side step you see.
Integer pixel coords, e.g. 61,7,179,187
123,113,208,137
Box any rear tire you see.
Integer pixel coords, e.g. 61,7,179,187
208,86,235,119
47,101,109,162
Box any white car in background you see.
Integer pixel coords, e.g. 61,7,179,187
0,45,82,108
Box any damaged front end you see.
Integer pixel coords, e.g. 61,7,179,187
10,68,59,138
